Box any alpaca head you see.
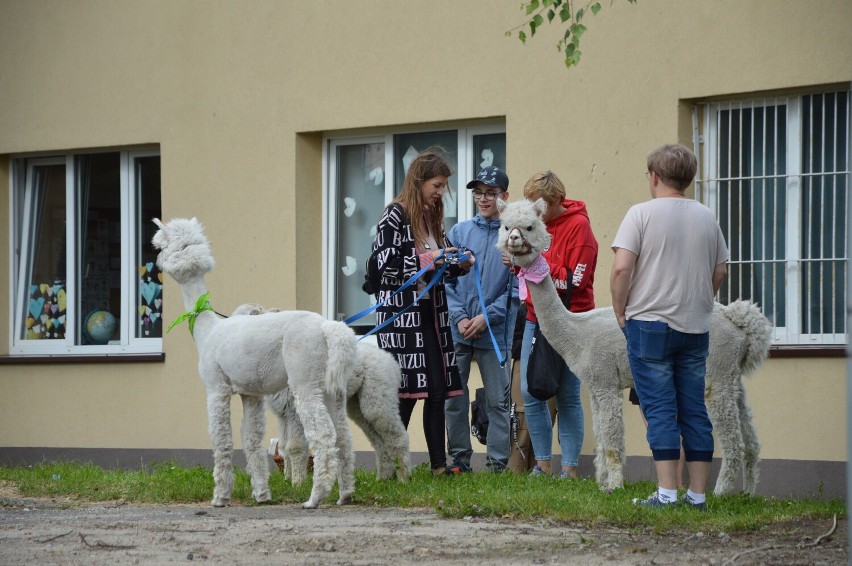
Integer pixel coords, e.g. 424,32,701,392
151,217,215,283
495,198,551,268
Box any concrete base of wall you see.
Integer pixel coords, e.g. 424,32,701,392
0,448,845,500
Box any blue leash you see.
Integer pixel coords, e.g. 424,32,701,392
471,259,508,367
346,248,508,366
344,249,456,339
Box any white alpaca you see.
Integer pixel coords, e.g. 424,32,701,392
231,304,411,492
152,218,357,508
496,199,772,495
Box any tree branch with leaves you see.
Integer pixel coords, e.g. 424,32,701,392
508,0,637,69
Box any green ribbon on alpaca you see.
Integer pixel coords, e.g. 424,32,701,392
167,292,215,337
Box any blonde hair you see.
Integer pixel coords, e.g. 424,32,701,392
393,147,453,247
646,144,697,190
522,170,566,206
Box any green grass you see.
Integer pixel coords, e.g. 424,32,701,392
0,460,844,534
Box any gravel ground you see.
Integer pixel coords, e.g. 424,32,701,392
0,485,845,565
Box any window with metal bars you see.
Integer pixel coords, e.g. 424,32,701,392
694,90,849,346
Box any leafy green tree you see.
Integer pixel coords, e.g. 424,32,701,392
508,0,638,68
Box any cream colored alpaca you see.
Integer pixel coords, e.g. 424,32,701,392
496,198,772,495
152,218,357,508
231,304,411,494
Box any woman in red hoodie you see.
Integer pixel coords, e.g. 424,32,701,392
519,170,598,478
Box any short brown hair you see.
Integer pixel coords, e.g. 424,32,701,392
646,144,697,191
522,170,566,206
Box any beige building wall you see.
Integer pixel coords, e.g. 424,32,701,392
1,1,848,492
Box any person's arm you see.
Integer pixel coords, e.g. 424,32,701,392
445,227,469,327
712,261,728,295
366,204,407,282
610,247,637,328
555,221,597,306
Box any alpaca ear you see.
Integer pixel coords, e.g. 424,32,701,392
496,198,508,213
152,218,169,235
533,198,547,217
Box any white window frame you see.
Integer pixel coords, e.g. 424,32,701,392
8,148,162,355
322,123,506,323
696,91,849,346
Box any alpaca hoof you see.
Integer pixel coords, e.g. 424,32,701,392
336,494,353,506
301,500,320,509
211,497,231,507
254,489,272,503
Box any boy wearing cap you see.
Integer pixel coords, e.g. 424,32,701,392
444,166,520,473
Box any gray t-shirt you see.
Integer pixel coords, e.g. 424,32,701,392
611,198,729,333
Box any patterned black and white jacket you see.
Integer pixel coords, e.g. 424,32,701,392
365,203,464,400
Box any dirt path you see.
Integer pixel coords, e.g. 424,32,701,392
0,490,845,565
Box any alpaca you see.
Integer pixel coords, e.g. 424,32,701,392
152,217,358,508
495,198,772,495
231,304,411,493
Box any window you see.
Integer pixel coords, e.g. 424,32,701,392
324,125,505,331
10,148,162,355
696,90,849,346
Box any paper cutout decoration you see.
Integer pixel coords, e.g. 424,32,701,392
480,149,494,169
402,146,419,174
368,167,383,186
343,197,356,217
341,256,356,277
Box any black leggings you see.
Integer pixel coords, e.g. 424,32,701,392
398,299,447,470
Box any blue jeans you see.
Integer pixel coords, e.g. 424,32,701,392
520,320,584,468
623,319,714,462
445,344,511,468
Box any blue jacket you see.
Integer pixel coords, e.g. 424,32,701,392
446,214,519,354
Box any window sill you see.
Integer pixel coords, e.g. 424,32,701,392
0,353,165,364
768,345,847,358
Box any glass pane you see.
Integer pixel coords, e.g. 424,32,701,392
136,156,163,338
473,133,507,172
800,91,848,335
21,163,67,340
77,153,121,345
716,105,786,328
393,131,459,231
471,132,507,213
334,143,386,326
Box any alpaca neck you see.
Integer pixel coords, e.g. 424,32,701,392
177,274,217,346
526,268,584,364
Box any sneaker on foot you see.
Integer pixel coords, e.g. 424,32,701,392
680,493,707,511
632,492,676,508
558,469,578,479
530,464,546,476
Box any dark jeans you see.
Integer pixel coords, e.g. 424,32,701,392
623,319,713,462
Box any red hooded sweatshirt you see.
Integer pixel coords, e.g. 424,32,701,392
526,199,598,322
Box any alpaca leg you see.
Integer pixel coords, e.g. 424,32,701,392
737,381,761,494
293,388,339,509
240,395,271,503
706,380,743,496
588,388,625,491
207,393,234,507
348,399,392,480
333,391,356,505
352,393,411,482
594,442,608,488
279,401,310,485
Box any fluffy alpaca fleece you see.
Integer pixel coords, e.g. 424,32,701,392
152,218,358,508
496,199,772,495
232,304,412,492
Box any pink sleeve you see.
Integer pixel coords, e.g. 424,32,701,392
418,251,436,271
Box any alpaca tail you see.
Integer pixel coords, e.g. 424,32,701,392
720,300,773,376
320,320,357,396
